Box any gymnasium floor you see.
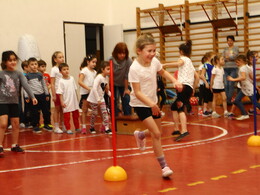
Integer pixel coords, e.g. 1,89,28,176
0,105,259,195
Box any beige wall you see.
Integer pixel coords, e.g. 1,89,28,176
0,0,214,72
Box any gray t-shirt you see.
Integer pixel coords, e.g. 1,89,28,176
222,46,239,68
109,57,132,87
0,70,35,104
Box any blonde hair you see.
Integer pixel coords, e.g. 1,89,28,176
135,33,155,54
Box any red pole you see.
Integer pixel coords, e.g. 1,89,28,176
109,59,117,166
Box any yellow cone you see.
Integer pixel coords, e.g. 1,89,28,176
104,166,127,181
247,135,260,147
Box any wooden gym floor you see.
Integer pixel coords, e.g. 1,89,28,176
0,104,259,195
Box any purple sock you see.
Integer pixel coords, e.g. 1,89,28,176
157,156,167,169
138,131,145,140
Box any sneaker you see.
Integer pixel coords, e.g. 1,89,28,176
8,125,12,129
224,111,229,118
25,125,33,129
105,129,112,134
171,130,181,136
43,124,53,131
134,130,146,151
39,124,44,128
0,147,4,157
19,123,25,128
33,126,42,134
90,128,96,134
175,131,190,142
211,112,221,118
236,115,250,120
202,111,211,117
162,166,173,177
81,128,87,134
75,129,81,133
54,127,63,134
198,109,203,116
67,130,74,134
160,111,165,117
11,145,24,153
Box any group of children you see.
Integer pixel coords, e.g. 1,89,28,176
1,34,259,179
197,49,260,121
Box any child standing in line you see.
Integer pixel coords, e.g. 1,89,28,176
87,61,112,134
129,34,183,178
20,60,33,128
38,59,52,128
166,40,199,141
50,51,66,133
78,55,97,134
197,56,207,115
24,58,52,133
210,54,229,118
200,51,215,117
227,55,260,120
0,51,37,156
56,63,80,134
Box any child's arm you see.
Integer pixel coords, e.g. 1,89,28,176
20,73,37,105
158,69,183,92
78,73,91,91
132,82,160,115
51,77,56,102
210,74,216,90
162,59,184,68
227,72,246,82
193,71,200,91
200,68,209,88
59,94,66,108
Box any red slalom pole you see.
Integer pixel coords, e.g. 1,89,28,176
109,59,117,166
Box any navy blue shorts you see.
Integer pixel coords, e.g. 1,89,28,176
134,107,161,121
0,104,19,118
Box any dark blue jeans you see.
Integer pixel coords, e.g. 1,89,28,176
224,67,238,103
114,86,132,116
234,91,260,115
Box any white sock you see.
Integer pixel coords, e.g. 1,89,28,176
55,123,59,128
82,124,86,128
12,144,17,147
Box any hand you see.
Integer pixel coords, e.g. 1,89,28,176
52,95,56,102
25,99,30,103
123,89,130,96
205,83,209,89
32,98,38,105
151,104,160,116
227,76,233,81
174,81,183,92
61,103,66,108
46,96,50,101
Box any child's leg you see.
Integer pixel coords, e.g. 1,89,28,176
212,93,217,112
0,115,8,146
171,111,180,132
63,112,71,130
220,92,228,112
72,110,80,130
234,91,247,115
10,117,20,145
99,102,110,130
89,102,98,129
81,99,88,129
178,111,187,133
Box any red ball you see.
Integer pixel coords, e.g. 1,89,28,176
189,97,198,106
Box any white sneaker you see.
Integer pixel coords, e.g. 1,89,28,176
20,123,25,128
224,111,229,118
160,111,165,117
236,115,250,120
67,130,73,134
162,166,173,177
54,127,63,134
212,112,221,118
8,125,12,129
134,130,146,151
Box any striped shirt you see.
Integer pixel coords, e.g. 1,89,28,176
24,72,49,98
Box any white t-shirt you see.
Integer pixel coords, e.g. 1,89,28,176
50,66,62,91
87,74,109,104
239,65,253,96
79,67,97,95
56,76,79,113
128,57,161,107
178,56,195,88
211,66,225,89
